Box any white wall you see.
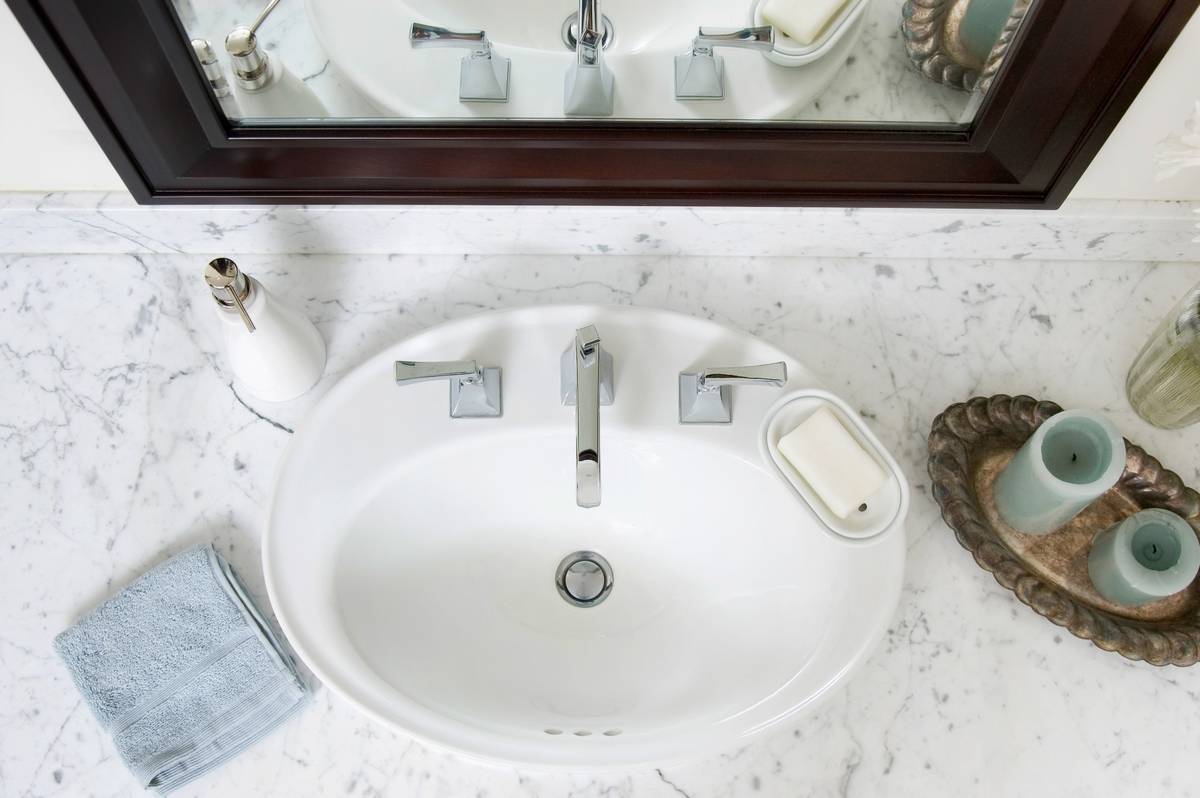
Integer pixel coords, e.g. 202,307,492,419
1071,8,1200,201
0,5,123,191
0,3,1197,199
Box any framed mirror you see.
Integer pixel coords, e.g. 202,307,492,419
6,0,1196,205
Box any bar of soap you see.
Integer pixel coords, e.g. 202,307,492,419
776,406,887,518
761,0,851,46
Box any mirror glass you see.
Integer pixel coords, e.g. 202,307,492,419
170,0,1034,126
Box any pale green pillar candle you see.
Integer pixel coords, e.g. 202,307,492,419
1088,509,1200,607
993,409,1125,535
958,0,1018,65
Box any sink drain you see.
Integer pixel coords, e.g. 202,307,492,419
561,12,616,52
556,551,613,607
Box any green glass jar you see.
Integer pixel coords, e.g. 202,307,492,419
1127,284,1200,429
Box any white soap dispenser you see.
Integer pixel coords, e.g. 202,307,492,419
224,0,327,119
205,258,326,402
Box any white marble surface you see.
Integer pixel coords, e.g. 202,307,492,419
4,219,1200,796
2,193,1198,261
170,0,970,123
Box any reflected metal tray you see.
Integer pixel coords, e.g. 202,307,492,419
901,0,1033,94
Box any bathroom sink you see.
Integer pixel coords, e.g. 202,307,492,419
265,305,904,768
305,0,866,119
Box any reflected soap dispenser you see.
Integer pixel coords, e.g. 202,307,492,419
224,0,327,119
205,258,326,402
191,39,242,120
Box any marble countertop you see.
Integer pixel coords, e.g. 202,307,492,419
4,202,1200,797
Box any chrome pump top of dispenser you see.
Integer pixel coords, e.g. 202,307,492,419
224,0,282,90
205,257,256,332
203,255,326,402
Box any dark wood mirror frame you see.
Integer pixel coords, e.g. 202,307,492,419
7,0,1197,206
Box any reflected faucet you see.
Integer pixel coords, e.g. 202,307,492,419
561,325,614,507
564,0,614,116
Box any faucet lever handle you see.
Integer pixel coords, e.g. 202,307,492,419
409,23,510,102
395,359,482,383
410,23,490,50
675,26,774,100
394,359,502,418
697,361,787,390
679,361,787,423
693,26,775,53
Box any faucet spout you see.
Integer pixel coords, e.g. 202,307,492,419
564,0,614,115
576,0,603,66
562,324,613,508
574,325,602,508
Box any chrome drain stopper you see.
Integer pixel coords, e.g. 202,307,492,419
556,551,614,607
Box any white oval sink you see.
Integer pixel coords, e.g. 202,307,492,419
265,305,904,768
305,0,866,119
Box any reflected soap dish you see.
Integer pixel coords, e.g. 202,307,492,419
749,0,870,67
759,389,909,543
928,394,1200,666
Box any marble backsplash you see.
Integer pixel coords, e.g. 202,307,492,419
1,192,1197,261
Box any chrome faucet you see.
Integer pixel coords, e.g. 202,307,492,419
561,325,614,507
409,23,511,103
678,361,786,423
395,359,503,417
564,0,614,115
675,26,775,100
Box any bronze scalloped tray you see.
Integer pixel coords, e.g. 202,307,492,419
928,395,1200,666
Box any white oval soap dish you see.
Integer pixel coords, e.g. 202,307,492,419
759,389,909,542
749,0,869,67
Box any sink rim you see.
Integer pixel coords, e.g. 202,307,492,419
263,304,906,769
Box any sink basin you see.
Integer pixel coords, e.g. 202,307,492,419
265,305,905,768
305,0,866,119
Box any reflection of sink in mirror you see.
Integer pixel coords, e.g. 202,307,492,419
305,0,865,119
265,305,906,767
173,0,986,124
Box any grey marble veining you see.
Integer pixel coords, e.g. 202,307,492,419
171,0,969,124
2,193,1198,261
3,244,1200,797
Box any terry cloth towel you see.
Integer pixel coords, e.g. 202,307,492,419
54,543,307,794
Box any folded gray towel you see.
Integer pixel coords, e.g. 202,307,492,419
54,543,307,794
